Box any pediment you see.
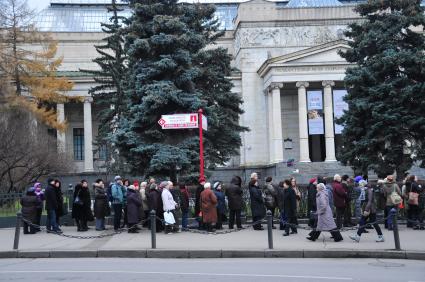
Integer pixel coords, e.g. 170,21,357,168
258,40,351,77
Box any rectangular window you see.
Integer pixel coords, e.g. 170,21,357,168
98,144,108,160
73,128,84,161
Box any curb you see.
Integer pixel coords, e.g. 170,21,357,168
0,249,422,260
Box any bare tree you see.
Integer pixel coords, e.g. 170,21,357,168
0,108,72,193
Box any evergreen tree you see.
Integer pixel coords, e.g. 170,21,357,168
338,0,425,179
81,0,129,173
114,0,247,180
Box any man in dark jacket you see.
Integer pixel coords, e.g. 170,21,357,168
282,179,297,236
307,178,317,227
342,175,354,227
332,174,347,229
225,176,244,229
195,177,206,230
147,183,164,232
263,176,277,229
45,178,62,233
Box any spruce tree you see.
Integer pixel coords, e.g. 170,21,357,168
81,0,129,173
114,0,247,180
338,0,425,179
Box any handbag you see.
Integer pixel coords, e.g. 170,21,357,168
389,184,402,205
74,190,84,206
408,192,419,206
163,211,176,225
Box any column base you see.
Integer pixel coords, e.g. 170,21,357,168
299,160,311,163
325,159,337,162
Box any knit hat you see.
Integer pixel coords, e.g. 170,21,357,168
354,176,363,183
150,183,157,190
114,175,122,181
128,185,136,191
47,178,54,184
34,182,42,189
309,178,317,184
159,181,168,189
213,182,221,190
199,176,206,183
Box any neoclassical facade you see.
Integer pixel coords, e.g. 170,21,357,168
35,0,425,180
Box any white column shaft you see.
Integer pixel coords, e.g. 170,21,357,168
83,98,94,172
56,103,66,153
271,86,283,163
267,92,274,162
323,81,336,162
296,82,310,162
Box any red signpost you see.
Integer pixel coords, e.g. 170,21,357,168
198,109,205,181
158,109,206,181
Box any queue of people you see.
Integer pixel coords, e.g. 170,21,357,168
19,172,424,242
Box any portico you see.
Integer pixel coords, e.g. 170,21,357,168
259,40,353,164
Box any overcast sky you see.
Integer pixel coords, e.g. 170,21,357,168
27,0,50,12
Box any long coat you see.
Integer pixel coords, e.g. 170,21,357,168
214,190,226,214
147,188,163,214
72,184,93,221
332,181,347,209
249,184,266,218
201,189,218,223
195,184,204,216
127,189,142,224
94,184,110,219
55,187,65,217
21,194,40,223
283,187,297,218
225,176,243,211
316,189,337,231
45,184,58,211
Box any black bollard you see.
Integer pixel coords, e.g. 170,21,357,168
266,210,273,249
390,208,401,250
13,212,22,250
150,210,156,249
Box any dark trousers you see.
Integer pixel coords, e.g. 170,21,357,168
309,229,343,241
284,216,297,234
216,209,224,229
384,205,397,229
252,215,263,230
75,219,87,231
266,207,276,227
113,203,122,230
335,207,345,229
121,206,128,228
229,209,242,229
23,221,36,234
46,209,59,231
409,205,420,227
357,213,382,236
143,210,150,227
344,202,353,225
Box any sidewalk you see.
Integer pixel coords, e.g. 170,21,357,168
1,225,425,259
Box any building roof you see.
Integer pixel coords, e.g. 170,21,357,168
285,0,342,7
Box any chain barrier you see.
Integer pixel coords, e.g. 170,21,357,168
19,214,396,239
21,216,150,239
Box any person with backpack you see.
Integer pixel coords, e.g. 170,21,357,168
349,180,385,243
383,175,402,230
263,176,277,229
111,176,124,231
21,187,41,234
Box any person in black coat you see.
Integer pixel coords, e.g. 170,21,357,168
179,183,190,231
127,185,142,233
195,177,206,230
225,176,244,229
72,180,93,232
45,178,61,233
54,179,64,226
147,184,164,232
276,181,285,230
21,187,41,234
307,178,318,227
249,179,266,230
93,179,109,231
282,179,297,236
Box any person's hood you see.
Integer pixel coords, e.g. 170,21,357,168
230,176,241,186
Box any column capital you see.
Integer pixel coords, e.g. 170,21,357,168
83,96,93,103
322,80,335,88
296,81,309,88
269,82,283,91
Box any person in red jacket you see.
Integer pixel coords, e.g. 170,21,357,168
332,174,347,229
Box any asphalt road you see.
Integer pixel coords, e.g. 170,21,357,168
0,258,424,282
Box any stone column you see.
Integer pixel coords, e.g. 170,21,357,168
265,89,274,162
269,82,284,163
56,103,66,153
322,80,336,162
296,81,310,162
83,97,94,172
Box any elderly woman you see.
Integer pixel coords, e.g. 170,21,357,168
161,181,178,234
139,181,150,227
307,183,343,242
201,182,218,232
